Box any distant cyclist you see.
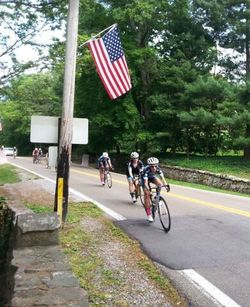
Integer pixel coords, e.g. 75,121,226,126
126,152,144,203
141,157,169,222
32,147,39,163
38,147,43,157
97,152,113,186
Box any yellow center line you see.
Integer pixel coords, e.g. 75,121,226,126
167,193,250,218
71,168,250,218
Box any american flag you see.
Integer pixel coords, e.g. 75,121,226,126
88,26,132,100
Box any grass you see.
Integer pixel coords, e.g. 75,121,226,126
25,203,52,213
0,164,20,185
161,154,250,180
54,202,186,306
168,178,250,197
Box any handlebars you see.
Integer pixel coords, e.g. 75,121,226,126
150,184,170,193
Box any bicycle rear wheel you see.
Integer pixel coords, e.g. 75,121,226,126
158,196,171,232
106,172,112,188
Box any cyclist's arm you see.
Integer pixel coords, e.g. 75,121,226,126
143,173,150,190
108,158,113,169
127,163,133,178
158,169,167,185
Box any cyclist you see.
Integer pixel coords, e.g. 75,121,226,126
97,152,113,186
141,157,168,222
38,147,43,157
32,147,39,163
126,152,144,203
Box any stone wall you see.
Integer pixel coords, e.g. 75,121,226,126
0,203,13,266
162,166,250,195
1,201,89,307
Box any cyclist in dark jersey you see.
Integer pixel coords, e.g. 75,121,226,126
141,157,168,222
97,152,113,186
126,152,144,203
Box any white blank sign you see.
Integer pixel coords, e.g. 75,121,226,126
30,116,88,144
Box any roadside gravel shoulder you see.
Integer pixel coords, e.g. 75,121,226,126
0,167,187,306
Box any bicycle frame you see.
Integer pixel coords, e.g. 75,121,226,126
133,175,144,205
103,168,112,188
149,184,171,232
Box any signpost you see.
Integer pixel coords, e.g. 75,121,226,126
30,0,80,223
30,114,88,223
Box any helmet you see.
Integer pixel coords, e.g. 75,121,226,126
102,152,109,158
147,157,159,165
130,152,139,159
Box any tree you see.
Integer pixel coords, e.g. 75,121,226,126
192,0,250,158
0,0,67,86
0,72,62,153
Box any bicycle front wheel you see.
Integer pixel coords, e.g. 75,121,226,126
106,172,112,188
158,196,171,232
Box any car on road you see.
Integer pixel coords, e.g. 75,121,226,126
4,147,15,156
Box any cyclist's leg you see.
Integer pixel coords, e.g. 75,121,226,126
99,164,105,185
128,176,136,202
142,178,153,221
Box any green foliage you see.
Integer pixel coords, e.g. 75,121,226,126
25,204,52,213
1,0,250,158
0,1,67,85
163,154,250,180
0,72,62,154
0,164,20,185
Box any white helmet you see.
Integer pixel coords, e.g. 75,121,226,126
147,157,159,165
102,152,109,158
130,152,139,159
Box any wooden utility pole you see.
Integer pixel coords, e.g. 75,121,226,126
54,0,80,222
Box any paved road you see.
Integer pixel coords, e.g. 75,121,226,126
8,156,250,307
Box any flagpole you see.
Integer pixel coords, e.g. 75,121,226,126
79,23,117,48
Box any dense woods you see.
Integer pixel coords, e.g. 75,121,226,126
0,0,249,159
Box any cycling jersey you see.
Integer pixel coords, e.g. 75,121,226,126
126,160,144,178
142,165,164,183
97,155,111,168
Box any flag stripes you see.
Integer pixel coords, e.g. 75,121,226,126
88,26,132,100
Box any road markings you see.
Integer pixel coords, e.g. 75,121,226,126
71,168,250,219
67,187,126,221
10,162,241,306
181,270,241,307
9,162,126,221
168,192,250,218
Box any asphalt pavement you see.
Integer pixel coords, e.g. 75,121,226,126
5,156,250,307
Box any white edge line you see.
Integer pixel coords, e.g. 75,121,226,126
8,162,126,221
181,269,241,307
9,162,241,306
68,187,126,221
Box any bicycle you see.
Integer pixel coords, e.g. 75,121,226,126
149,184,171,232
103,168,112,188
33,155,40,164
133,175,144,205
